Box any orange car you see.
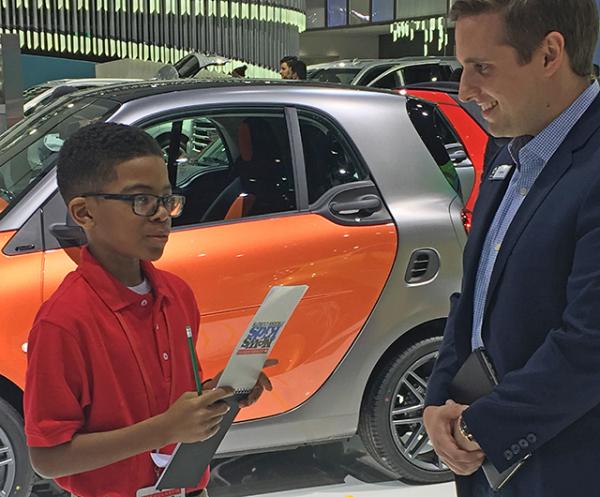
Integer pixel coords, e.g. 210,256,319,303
0,80,468,496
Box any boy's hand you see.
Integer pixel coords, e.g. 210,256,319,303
160,388,234,444
239,358,278,407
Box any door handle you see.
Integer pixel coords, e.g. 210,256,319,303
330,195,382,216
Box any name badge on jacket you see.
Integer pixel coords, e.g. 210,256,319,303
489,164,513,181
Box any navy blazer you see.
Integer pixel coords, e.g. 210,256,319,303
425,93,600,497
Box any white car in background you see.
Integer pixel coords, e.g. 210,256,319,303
23,78,139,117
307,57,461,89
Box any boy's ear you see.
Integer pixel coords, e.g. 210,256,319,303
68,196,94,229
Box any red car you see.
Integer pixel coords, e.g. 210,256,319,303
400,82,509,230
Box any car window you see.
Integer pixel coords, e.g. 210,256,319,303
406,98,463,199
0,98,119,214
298,111,369,204
309,68,360,84
144,111,297,227
403,64,449,85
358,64,395,86
370,70,399,89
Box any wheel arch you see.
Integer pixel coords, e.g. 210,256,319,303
360,318,445,412
0,375,24,417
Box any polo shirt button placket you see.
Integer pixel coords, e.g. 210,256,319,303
140,299,148,307
163,352,169,361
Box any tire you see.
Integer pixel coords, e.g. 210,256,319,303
358,336,452,484
0,397,35,497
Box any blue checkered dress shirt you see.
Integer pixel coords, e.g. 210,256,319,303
471,82,600,349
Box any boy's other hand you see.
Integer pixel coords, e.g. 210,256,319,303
161,388,234,444
239,358,278,408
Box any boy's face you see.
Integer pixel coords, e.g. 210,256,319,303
73,155,173,263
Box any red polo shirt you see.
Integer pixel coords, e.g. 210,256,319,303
24,247,209,497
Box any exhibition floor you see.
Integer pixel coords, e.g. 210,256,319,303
32,437,454,497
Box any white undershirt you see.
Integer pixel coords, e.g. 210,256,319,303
128,278,152,295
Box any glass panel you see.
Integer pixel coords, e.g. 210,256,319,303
349,0,370,24
396,0,447,19
299,111,369,204
372,0,394,22
306,0,326,29
144,111,296,227
327,0,347,27
0,98,119,215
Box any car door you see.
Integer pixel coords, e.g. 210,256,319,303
41,104,398,423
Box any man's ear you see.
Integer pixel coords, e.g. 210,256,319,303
68,196,94,229
541,31,566,76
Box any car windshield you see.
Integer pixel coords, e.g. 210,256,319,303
308,68,360,84
0,97,120,216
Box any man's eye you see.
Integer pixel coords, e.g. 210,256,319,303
475,63,489,74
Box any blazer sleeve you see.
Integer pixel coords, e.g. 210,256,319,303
463,172,600,472
424,291,462,407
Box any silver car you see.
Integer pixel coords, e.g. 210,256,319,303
0,79,469,496
308,57,461,88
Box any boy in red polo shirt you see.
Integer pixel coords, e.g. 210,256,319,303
24,123,273,497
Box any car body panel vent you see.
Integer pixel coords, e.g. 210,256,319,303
405,249,440,284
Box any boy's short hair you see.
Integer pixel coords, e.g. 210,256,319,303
450,0,599,78
57,122,163,203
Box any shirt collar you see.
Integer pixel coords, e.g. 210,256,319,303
509,81,600,169
77,246,173,311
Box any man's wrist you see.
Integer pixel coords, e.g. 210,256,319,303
458,414,475,443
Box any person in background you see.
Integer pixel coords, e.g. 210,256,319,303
279,55,297,79
231,65,247,78
289,59,307,80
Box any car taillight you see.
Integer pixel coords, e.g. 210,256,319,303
461,208,472,233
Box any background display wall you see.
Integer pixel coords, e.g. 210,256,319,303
0,0,307,78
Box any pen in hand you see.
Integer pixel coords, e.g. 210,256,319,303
186,325,203,395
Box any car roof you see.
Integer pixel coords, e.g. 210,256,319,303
308,56,456,71
30,78,141,89
70,78,390,103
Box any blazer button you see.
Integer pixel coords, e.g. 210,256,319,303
526,433,537,444
511,444,521,455
519,439,529,449
504,450,514,461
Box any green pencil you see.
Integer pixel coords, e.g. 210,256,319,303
186,325,202,395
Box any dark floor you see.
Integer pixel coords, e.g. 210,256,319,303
30,437,397,497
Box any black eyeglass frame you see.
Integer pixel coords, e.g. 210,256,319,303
81,192,186,218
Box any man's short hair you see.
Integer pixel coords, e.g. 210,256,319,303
57,122,163,203
450,0,599,78
280,55,297,65
290,59,307,80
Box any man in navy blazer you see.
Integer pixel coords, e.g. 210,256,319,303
423,1,600,496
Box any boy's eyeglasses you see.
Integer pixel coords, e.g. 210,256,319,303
81,193,186,218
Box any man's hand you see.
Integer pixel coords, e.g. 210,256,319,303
423,400,484,476
239,358,278,407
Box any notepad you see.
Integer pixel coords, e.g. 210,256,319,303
155,284,309,490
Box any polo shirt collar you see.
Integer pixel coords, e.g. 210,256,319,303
77,246,173,311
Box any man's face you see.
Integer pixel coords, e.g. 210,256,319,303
280,62,293,79
456,12,547,137
83,155,173,262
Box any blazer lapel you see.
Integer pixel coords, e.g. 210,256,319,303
453,151,516,359
461,150,516,298
481,88,600,320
